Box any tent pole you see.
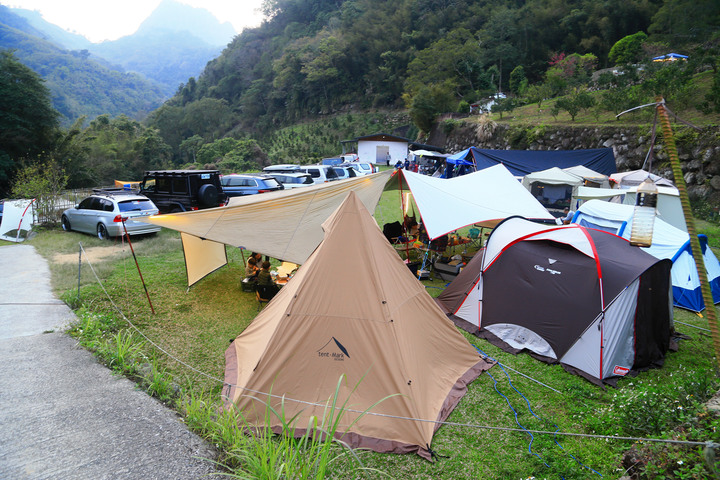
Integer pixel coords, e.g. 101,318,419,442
657,97,720,372
122,220,155,315
77,242,82,301
398,170,410,259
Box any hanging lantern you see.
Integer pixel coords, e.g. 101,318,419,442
629,178,658,247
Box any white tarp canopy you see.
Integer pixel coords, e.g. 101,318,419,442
409,149,445,158
145,171,392,285
610,169,675,188
563,165,610,187
521,167,584,188
0,199,35,243
385,165,553,239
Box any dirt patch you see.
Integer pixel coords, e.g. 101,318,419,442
53,245,131,265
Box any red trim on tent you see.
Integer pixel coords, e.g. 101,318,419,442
485,224,579,270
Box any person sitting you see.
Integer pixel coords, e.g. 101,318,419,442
245,256,260,281
257,261,276,286
256,260,280,298
561,207,575,225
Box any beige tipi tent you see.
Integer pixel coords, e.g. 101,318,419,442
223,192,493,459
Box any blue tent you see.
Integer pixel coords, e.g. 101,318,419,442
448,147,616,177
573,200,720,312
653,53,689,62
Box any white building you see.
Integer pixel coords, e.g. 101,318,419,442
343,133,442,166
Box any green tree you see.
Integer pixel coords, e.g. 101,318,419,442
197,138,240,166
10,158,68,223
0,50,60,196
491,97,518,120
404,28,483,99
218,139,267,173
524,82,553,108
509,66,528,95
608,32,648,65
552,88,596,121
407,82,455,133
179,135,205,164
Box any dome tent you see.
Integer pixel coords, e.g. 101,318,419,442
435,217,673,385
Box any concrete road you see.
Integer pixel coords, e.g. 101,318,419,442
0,245,217,479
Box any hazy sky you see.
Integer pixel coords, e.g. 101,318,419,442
6,0,265,42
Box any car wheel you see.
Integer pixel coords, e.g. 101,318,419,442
61,215,71,232
198,184,219,207
97,223,109,240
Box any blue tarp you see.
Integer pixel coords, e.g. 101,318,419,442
448,147,617,176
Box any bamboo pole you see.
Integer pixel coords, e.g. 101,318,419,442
656,97,720,371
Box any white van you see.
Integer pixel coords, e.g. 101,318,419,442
297,164,340,184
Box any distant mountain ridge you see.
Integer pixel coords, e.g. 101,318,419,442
0,5,165,125
5,0,236,101
135,0,236,46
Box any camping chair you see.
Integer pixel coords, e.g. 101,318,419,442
383,221,404,244
468,227,482,249
255,283,279,310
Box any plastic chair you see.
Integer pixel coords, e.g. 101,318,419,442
255,283,278,309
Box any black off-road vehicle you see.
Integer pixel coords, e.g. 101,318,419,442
139,170,226,213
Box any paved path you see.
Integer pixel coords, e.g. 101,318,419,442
0,245,217,479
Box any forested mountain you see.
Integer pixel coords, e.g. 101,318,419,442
151,0,719,151
0,5,165,125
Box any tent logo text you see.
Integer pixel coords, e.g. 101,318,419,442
534,265,561,275
613,365,630,376
317,337,350,361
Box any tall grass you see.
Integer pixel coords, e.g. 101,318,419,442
182,376,391,479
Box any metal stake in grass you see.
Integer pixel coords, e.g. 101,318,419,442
121,219,155,315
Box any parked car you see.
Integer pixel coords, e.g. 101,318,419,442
139,170,226,213
61,190,160,240
262,164,301,174
297,164,340,184
221,174,284,197
339,162,375,176
332,166,359,180
267,172,314,189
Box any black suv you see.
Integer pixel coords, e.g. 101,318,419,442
139,170,227,213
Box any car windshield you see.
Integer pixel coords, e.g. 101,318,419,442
118,199,156,212
263,178,281,188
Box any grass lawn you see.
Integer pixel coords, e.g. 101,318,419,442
14,188,720,479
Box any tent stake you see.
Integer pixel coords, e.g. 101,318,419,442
122,221,155,315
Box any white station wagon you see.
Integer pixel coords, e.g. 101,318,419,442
61,190,160,239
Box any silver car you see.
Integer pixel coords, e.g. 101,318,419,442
61,191,160,239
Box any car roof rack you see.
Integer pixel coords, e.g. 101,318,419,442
92,187,139,196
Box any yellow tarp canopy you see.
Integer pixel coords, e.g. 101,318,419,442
145,171,392,285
